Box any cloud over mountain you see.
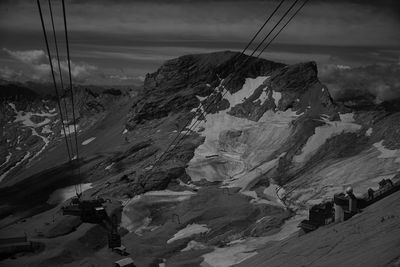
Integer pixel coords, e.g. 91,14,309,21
1,48,98,83
320,63,400,104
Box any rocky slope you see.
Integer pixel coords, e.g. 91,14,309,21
237,190,400,267
0,84,132,185
1,51,400,266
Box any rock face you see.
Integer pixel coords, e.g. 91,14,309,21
228,61,335,121
126,51,284,129
117,51,286,196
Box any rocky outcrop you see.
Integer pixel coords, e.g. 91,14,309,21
228,61,333,121
126,51,284,129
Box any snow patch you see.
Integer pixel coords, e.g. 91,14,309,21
0,152,31,182
187,112,256,182
223,155,282,191
263,183,286,207
7,103,57,163
224,76,269,107
339,112,356,123
293,114,361,163
123,190,196,207
337,64,351,70
167,223,210,244
47,183,92,205
82,137,96,145
145,190,196,197
0,152,12,168
29,128,50,162
373,141,400,162
9,102,56,128
271,91,282,107
186,75,299,187
105,163,114,170
41,125,52,134
187,109,299,184
200,212,306,267
241,183,286,208
181,240,208,251
134,217,159,236
122,129,128,134
178,179,201,190
145,165,153,170
197,95,208,102
5,103,60,166
122,190,197,232
201,244,257,267
365,128,373,136
256,89,269,105
62,124,78,136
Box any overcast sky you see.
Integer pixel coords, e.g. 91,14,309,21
0,0,399,85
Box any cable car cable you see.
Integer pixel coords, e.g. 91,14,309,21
37,0,72,161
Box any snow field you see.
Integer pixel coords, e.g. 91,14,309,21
167,223,210,244
293,113,362,163
82,137,96,145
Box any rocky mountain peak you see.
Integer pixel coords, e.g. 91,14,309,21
127,51,285,129
269,61,318,94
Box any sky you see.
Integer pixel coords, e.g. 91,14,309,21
0,0,399,86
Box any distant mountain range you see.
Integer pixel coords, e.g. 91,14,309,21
0,78,141,99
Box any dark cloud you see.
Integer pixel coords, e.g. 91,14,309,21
0,0,399,85
321,63,400,103
1,48,98,83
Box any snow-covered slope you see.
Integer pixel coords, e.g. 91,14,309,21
182,59,400,214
